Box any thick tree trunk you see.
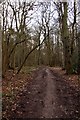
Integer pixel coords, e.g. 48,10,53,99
2,41,8,76
0,20,2,78
62,2,72,74
77,32,80,74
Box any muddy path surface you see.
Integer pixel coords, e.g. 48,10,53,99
10,67,79,119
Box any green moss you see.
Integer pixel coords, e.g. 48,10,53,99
21,66,38,74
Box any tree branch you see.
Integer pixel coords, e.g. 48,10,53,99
9,39,27,58
17,34,47,74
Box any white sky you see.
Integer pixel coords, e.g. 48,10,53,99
0,0,80,30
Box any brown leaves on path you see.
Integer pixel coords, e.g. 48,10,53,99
2,66,80,119
50,67,79,91
2,68,34,119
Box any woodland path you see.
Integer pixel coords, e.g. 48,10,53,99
11,67,79,119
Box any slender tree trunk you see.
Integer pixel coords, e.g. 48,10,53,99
47,26,51,66
38,39,41,65
38,30,41,65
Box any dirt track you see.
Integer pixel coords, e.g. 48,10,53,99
10,67,79,119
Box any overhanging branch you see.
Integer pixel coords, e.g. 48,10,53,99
9,39,27,58
17,33,47,74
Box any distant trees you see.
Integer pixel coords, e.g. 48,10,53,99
54,1,80,74
2,0,35,76
1,0,80,75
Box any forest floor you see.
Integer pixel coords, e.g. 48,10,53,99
2,66,80,119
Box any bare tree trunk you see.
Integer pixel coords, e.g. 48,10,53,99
0,17,2,78
47,26,51,66
62,2,72,74
77,32,80,74
38,29,41,65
